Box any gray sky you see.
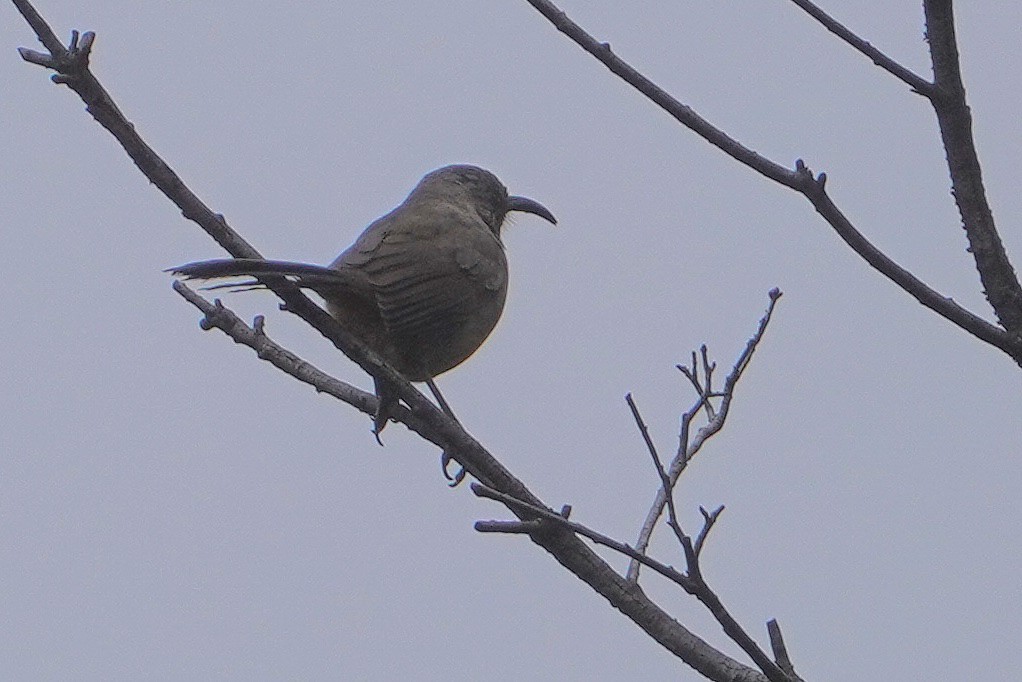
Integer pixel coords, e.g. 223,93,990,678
2,1,1020,680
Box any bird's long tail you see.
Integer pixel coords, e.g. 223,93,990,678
167,258,352,293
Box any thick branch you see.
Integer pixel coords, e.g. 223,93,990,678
923,0,1022,337
791,161,1020,360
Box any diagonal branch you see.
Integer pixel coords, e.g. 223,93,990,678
171,281,445,446
626,394,688,551
787,0,933,96
13,0,258,261
790,160,1021,362
522,0,1022,364
523,0,792,185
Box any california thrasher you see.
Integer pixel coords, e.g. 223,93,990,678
170,164,556,447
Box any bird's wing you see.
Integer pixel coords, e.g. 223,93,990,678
334,213,507,340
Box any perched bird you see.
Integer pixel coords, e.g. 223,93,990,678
171,164,556,448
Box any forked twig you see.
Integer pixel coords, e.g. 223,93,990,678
628,289,782,581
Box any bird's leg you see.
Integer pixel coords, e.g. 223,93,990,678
371,376,400,445
426,378,458,421
426,378,466,486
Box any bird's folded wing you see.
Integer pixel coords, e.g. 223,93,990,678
347,231,506,340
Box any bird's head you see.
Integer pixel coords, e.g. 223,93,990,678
413,164,557,236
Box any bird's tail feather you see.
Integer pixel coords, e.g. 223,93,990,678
168,258,338,281
167,258,362,298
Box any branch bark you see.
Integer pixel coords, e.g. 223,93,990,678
922,0,1022,336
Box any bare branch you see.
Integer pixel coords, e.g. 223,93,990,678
679,346,721,417
12,0,72,59
626,394,688,552
623,393,778,679
790,161,1022,361
171,281,447,446
787,0,933,95
624,393,667,481
472,483,699,593
677,349,715,419
687,577,793,682
523,0,792,184
523,0,1022,362
923,0,1022,339
630,290,782,580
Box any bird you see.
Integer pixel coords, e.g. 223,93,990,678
170,164,556,462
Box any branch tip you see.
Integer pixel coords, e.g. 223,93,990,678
767,618,800,679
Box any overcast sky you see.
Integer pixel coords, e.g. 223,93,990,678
2,2,1021,680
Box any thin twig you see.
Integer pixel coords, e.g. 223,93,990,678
693,505,726,559
678,348,716,420
626,394,687,550
787,0,933,96
699,345,718,419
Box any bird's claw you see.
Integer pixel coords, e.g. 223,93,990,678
441,450,466,487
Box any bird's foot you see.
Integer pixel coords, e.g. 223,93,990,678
372,376,400,445
441,450,466,487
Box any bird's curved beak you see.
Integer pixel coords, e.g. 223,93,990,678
508,195,557,225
